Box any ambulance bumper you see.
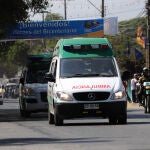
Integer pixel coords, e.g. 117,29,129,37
55,101,127,119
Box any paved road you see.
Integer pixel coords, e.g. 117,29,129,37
0,98,150,150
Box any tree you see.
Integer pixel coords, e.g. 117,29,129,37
0,39,47,78
0,0,48,37
0,41,30,77
7,41,30,66
45,13,64,21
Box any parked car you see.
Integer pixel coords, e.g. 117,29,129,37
3,83,19,98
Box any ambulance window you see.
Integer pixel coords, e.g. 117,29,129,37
96,59,117,76
60,58,117,77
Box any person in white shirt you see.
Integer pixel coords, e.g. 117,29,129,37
131,73,138,103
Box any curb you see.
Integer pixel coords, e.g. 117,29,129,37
127,102,143,109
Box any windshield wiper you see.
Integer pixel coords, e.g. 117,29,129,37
62,73,100,78
99,73,115,77
62,73,116,78
73,73,101,77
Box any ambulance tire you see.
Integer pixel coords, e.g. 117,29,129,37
118,114,127,125
54,109,63,126
148,95,150,113
144,97,148,113
19,98,31,118
145,95,150,113
48,111,54,124
20,106,31,118
20,110,31,118
0,100,3,105
108,117,117,125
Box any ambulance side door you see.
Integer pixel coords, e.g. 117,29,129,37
47,58,57,112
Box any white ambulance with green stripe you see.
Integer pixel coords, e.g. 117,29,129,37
46,37,127,126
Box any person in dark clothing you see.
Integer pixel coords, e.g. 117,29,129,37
138,67,150,106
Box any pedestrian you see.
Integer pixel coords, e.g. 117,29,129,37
131,73,138,103
122,70,132,103
138,67,150,106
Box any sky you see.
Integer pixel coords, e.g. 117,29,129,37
30,0,146,21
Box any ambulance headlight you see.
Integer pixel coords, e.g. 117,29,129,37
25,87,35,96
56,92,73,101
111,91,126,99
145,85,150,90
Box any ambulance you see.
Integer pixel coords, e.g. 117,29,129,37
19,53,52,117
46,38,127,126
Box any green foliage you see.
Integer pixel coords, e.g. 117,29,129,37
0,41,29,77
7,41,30,66
0,40,46,77
45,13,64,21
0,0,48,37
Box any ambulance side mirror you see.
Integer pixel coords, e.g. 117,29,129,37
45,72,55,82
19,77,24,85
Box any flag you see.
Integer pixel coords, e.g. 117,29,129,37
134,48,143,60
126,41,130,55
136,26,145,48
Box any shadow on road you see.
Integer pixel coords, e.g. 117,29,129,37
0,137,112,146
0,108,48,122
63,121,109,126
0,98,48,122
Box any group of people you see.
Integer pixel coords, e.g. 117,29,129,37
130,67,149,104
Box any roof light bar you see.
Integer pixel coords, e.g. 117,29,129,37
101,44,108,49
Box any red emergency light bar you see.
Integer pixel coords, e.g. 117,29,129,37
101,44,108,49
63,44,109,51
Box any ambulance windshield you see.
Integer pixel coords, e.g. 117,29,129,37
60,58,118,78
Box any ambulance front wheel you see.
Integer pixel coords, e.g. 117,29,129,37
108,117,117,125
19,98,31,118
54,109,63,126
117,114,127,124
48,110,54,124
109,114,127,125
144,95,150,113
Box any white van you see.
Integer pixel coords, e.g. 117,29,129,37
46,38,127,126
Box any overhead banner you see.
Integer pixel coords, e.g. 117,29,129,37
3,18,104,40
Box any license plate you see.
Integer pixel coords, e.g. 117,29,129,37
84,104,99,110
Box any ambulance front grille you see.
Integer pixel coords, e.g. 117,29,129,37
73,92,110,101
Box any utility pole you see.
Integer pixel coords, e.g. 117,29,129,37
64,0,67,19
41,10,49,52
42,12,46,51
101,0,104,17
146,0,150,69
